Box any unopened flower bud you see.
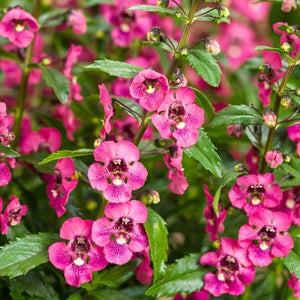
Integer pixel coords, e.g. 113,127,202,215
171,68,186,87
257,74,266,83
263,108,277,127
141,190,160,205
41,56,51,66
147,26,162,43
227,124,244,138
234,164,246,172
94,138,103,148
205,38,221,56
281,42,292,53
157,0,169,8
259,64,273,76
180,48,188,57
169,145,179,158
284,154,291,163
280,95,291,108
295,88,300,96
213,239,221,249
154,138,166,148
86,199,97,210
287,26,295,35
72,171,82,180
218,6,230,18
281,0,297,12
265,148,283,168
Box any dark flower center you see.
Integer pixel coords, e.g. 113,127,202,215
71,236,90,254
8,207,22,225
115,217,134,233
219,255,239,273
247,184,265,198
144,79,158,94
258,226,276,241
121,11,135,24
168,101,186,123
13,20,25,32
107,159,128,175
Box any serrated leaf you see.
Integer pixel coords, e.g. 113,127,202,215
0,233,59,278
85,59,143,79
146,253,205,297
39,149,94,165
82,260,140,291
185,50,222,87
0,48,21,63
83,0,113,7
144,208,168,283
184,128,222,177
191,87,215,121
127,5,178,16
0,144,21,157
213,171,240,216
282,250,300,278
40,66,70,104
209,105,263,127
113,96,143,120
280,163,300,179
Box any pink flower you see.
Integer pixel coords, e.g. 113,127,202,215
151,87,204,148
49,217,108,287
164,145,189,195
200,238,255,297
0,102,14,146
203,185,226,241
0,163,12,186
130,69,169,111
44,158,78,217
265,149,283,168
287,122,300,156
0,7,39,48
92,200,149,265
288,273,300,298
134,247,153,284
99,84,114,139
281,0,297,12
239,208,293,267
0,195,27,234
227,125,244,138
228,173,282,215
174,290,210,300
245,146,260,174
88,141,148,203
67,10,87,35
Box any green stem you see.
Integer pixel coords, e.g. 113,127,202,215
261,51,300,173
96,197,108,219
166,0,198,80
133,112,151,146
13,0,41,147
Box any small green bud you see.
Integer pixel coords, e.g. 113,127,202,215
180,48,188,57
218,6,230,18
259,64,273,75
283,154,291,163
281,42,292,53
147,26,162,43
157,0,169,8
287,26,295,35
295,88,300,96
234,164,246,172
280,95,291,108
94,138,103,148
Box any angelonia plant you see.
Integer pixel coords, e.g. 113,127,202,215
0,0,300,299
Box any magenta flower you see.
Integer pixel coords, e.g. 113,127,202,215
0,102,14,146
0,195,27,234
288,273,300,298
0,7,39,48
130,69,169,111
88,141,148,203
287,122,300,156
174,290,210,300
228,173,282,215
245,146,260,174
134,247,153,285
203,185,226,241
200,238,255,297
281,0,297,12
99,84,114,139
0,163,12,186
49,217,108,287
44,158,78,217
239,208,293,267
151,87,204,148
67,10,87,35
92,200,149,265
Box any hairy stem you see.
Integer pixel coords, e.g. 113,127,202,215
261,51,300,173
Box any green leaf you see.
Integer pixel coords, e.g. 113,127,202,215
255,45,285,54
146,253,205,297
258,0,300,4
127,5,178,16
0,144,21,158
142,38,178,54
282,250,300,278
83,0,113,7
193,8,230,24
40,66,70,104
191,87,215,121
184,128,222,177
91,289,133,300
0,48,21,63
0,233,59,278
38,9,68,27
213,171,240,216
113,96,143,120
85,59,143,79
144,208,168,283
209,105,263,127
82,260,140,291
280,163,300,179
39,149,94,165
185,50,222,87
